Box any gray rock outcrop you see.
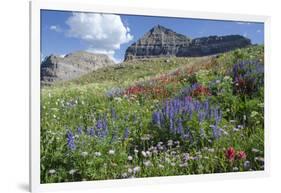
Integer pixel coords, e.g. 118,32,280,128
41,51,114,84
125,25,251,60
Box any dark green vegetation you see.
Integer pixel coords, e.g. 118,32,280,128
41,45,264,183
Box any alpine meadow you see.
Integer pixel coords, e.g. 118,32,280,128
40,11,265,183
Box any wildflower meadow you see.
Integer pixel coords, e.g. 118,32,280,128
41,45,264,183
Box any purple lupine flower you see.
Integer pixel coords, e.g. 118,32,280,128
110,107,117,120
133,113,138,124
123,127,130,139
164,100,169,118
110,126,119,143
66,130,76,150
96,119,103,130
198,111,205,123
152,111,161,127
103,117,108,132
151,88,223,141
176,118,184,135
88,127,95,136
183,127,192,142
169,117,174,133
214,108,222,125
231,60,264,95
77,127,83,135
200,127,205,137
210,124,220,139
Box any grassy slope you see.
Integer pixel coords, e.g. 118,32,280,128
40,45,264,183
41,56,215,146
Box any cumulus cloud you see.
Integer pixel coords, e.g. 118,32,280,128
243,32,248,37
86,48,122,63
49,25,62,32
236,22,252,25
65,13,133,62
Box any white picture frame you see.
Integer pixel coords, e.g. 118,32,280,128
29,0,271,192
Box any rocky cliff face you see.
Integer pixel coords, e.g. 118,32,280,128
125,25,251,60
41,51,114,84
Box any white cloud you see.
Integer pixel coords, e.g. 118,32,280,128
49,25,62,32
86,48,121,63
236,22,252,25
243,32,248,37
41,53,44,62
65,13,133,62
257,29,262,33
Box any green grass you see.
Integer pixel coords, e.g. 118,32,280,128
40,45,264,183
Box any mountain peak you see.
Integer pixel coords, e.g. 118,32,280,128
41,51,115,85
149,25,172,33
125,25,251,60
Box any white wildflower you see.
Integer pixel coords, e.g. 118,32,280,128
121,172,128,178
81,151,88,157
128,155,133,161
255,157,264,163
223,76,231,80
128,168,133,174
220,129,228,135
148,146,154,151
141,134,151,141
158,164,164,169
69,169,76,175
108,150,115,155
179,162,188,167
48,169,56,174
143,160,152,167
111,163,117,167
133,166,141,173
167,139,173,146
183,153,190,161
158,146,164,150
94,152,101,157
158,141,163,146
174,140,180,145
237,125,244,129
251,148,260,153
165,157,171,163
146,151,151,157
244,160,251,170
170,151,177,156
141,151,147,157
153,149,158,154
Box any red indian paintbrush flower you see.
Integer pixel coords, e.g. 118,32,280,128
237,151,247,160
225,147,236,161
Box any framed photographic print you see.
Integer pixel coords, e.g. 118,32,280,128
30,0,270,192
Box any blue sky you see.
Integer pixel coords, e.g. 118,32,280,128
41,10,264,63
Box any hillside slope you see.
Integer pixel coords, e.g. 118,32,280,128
41,45,264,183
